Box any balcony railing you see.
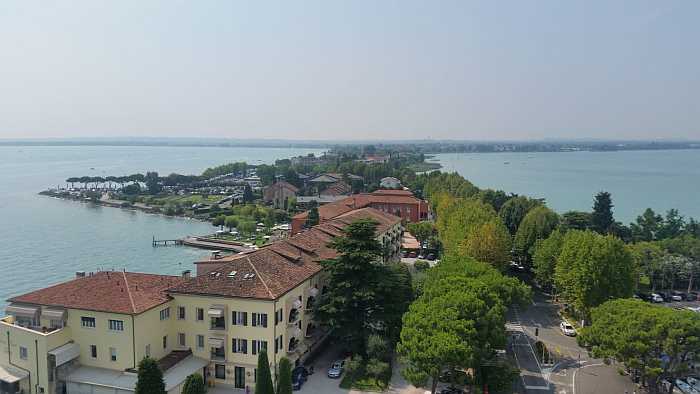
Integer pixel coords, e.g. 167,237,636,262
210,317,226,330
210,348,226,361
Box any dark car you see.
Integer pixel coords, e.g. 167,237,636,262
408,251,417,258
635,293,652,302
690,291,700,301
292,366,308,390
426,253,436,261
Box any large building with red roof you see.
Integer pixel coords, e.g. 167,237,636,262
290,189,430,234
1,207,401,394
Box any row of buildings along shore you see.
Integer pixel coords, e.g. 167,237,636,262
0,195,417,394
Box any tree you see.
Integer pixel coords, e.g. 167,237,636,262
365,358,390,387
366,334,390,361
532,229,565,291
145,171,162,194
627,241,666,291
238,220,257,236
580,299,700,394
277,357,293,394
212,214,226,229
554,230,634,318
315,219,387,353
513,206,559,266
306,203,320,227
631,208,663,242
181,373,206,394
458,219,512,271
224,216,239,232
560,211,592,231
135,357,165,394
243,184,254,203
658,209,685,240
498,196,541,235
591,191,614,233
255,350,274,394
407,221,436,253
477,189,511,212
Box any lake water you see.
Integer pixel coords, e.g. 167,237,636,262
434,150,700,223
0,146,322,309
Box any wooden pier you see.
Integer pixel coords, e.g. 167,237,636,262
152,236,184,247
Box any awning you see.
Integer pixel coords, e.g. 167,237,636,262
292,299,303,310
292,327,303,338
308,288,319,297
0,364,29,384
5,304,39,318
207,305,225,318
42,307,66,321
208,337,224,348
49,342,80,366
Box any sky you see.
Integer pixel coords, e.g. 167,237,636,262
1,1,698,141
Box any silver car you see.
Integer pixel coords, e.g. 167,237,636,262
327,360,345,378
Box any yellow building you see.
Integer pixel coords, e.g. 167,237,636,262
0,207,401,394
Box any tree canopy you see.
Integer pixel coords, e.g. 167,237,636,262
277,357,293,394
581,299,700,394
255,349,274,394
498,196,541,235
554,230,634,317
181,373,206,394
135,357,165,394
591,191,614,233
532,229,565,290
513,205,559,265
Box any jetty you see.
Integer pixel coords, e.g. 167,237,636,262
152,236,183,247
152,235,254,253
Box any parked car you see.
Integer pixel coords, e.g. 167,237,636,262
408,251,417,258
560,321,577,336
635,292,652,302
426,253,436,261
328,360,345,378
671,291,684,301
690,291,700,301
651,293,665,303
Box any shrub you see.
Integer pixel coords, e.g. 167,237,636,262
414,260,430,271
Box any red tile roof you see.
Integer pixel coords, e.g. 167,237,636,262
292,190,425,222
9,272,185,315
320,181,351,196
170,207,400,300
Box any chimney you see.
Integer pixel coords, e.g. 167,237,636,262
182,270,191,279
75,271,86,278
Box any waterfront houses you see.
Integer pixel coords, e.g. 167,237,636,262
0,207,402,394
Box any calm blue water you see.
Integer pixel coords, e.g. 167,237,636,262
434,150,700,223
0,146,322,309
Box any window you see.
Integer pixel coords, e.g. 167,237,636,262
19,346,28,360
90,345,97,359
275,309,283,325
252,313,268,328
197,335,205,349
110,347,117,362
252,340,267,355
178,306,186,320
162,335,167,349
81,316,96,328
232,311,247,326
145,345,151,358
215,364,226,379
232,338,248,354
108,320,124,331
178,333,186,347
196,308,204,321
159,307,170,321
274,335,283,354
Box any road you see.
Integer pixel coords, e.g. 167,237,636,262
509,291,638,394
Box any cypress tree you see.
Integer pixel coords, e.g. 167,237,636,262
255,349,275,394
277,357,293,394
135,357,165,394
182,373,206,394
591,191,614,234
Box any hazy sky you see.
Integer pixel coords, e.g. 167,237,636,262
1,1,698,141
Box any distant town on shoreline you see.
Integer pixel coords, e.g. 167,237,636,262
1,137,699,154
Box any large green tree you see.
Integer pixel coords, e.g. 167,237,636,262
627,241,666,291
315,219,403,352
631,208,663,242
181,373,206,394
255,350,274,394
498,196,541,235
513,205,559,265
406,221,436,252
135,357,165,394
554,230,634,317
581,299,700,394
532,229,565,291
591,191,614,233
560,211,592,231
276,357,293,394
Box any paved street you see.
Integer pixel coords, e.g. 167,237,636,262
509,291,638,394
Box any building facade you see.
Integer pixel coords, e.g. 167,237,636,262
1,208,401,394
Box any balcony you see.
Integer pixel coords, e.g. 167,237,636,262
210,316,226,331
287,337,300,354
208,336,226,361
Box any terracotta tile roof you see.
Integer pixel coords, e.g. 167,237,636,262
320,181,351,196
9,272,185,315
292,190,424,222
169,207,400,300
